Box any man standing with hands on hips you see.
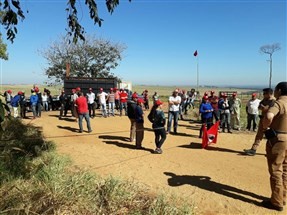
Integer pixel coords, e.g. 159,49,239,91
261,81,287,212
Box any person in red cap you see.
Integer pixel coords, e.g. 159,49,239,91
127,92,138,142
86,88,96,118
114,87,120,111
148,99,166,154
199,96,213,138
75,92,92,133
135,98,145,149
97,87,108,117
142,89,149,110
10,91,22,118
229,92,242,130
34,87,42,118
119,89,128,116
107,88,115,116
209,90,220,123
246,92,261,132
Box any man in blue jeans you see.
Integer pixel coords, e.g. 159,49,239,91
75,92,92,133
167,89,181,134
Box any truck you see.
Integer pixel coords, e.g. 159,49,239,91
63,77,132,109
64,77,118,95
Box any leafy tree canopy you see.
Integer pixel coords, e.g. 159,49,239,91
0,0,131,43
41,35,126,85
0,35,8,60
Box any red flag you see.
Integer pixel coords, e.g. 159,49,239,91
202,121,219,149
193,50,198,57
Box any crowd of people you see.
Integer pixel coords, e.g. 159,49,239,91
1,82,286,212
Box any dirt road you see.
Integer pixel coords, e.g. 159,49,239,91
24,109,281,215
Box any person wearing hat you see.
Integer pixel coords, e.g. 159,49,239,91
127,93,138,142
244,88,275,156
261,82,287,211
209,90,220,123
107,88,115,117
135,98,145,149
34,87,42,118
10,91,22,118
229,92,242,130
97,87,108,118
86,88,96,118
119,89,128,116
246,93,261,132
149,100,166,154
75,92,92,133
199,96,213,138
166,89,181,134
30,90,38,119
19,91,27,118
142,89,149,110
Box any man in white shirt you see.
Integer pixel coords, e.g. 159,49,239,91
98,88,108,117
86,88,96,118
167,89,181,134
246,93,261,131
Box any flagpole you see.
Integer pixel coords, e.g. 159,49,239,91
196,56,199,92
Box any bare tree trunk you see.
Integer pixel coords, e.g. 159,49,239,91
269,54,272,88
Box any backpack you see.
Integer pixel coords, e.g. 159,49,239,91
148,107,156,123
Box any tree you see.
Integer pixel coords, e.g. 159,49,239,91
259,43,281,88
0,0,131,43
41,36,125,85
0,35,8,60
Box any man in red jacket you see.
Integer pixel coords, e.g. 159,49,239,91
75,92,92,133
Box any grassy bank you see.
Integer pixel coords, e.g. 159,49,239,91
0,118,194,215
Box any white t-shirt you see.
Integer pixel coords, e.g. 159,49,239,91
247,99,261,114
86,92,95,104
98,92,108,104
42,94,48,102
168,95,181,112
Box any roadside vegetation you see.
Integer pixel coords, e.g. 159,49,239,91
0,118,193,215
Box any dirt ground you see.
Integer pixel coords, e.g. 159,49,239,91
23,107,283,215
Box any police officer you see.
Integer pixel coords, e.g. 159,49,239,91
244,88,275,156
261,82,287,211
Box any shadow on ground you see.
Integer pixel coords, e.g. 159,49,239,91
164,172,266,206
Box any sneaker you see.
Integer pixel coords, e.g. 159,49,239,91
79,130,83,133
261,200,283,211
244,149,256,156
154,148,162,154
228,130,232,133
88,130,92,133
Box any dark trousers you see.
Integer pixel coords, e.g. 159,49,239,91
247,113,258,131
199,117,213,138
20,105,26,118
88,103,95,117
136,122,144,147
154,127,166,149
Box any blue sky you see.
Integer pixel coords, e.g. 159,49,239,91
1,0,286,87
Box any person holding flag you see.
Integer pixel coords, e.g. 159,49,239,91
199,96,213,138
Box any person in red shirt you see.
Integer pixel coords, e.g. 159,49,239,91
119,89,128,116
75,92,92,133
